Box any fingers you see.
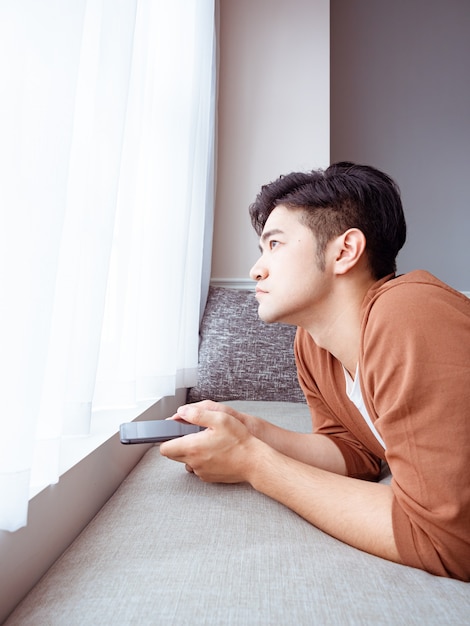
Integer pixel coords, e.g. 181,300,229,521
181,399,240,415
159,410,257,484
175,400,247,424
174,404,220,428
194,399,224,411
160,404,227,461
165,400,222,423
160,408,232,464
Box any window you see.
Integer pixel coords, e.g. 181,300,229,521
0,0,216,531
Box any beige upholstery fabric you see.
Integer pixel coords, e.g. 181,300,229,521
6,402,470,625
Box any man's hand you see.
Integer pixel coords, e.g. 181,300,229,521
160,403,264,483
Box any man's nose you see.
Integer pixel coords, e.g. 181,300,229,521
249,259,267,281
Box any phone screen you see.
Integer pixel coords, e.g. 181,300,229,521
120,419,204,445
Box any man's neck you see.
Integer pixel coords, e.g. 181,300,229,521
304,275,376,376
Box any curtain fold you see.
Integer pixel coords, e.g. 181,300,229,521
0,0,216,532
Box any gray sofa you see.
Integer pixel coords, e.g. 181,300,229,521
6,288,469,625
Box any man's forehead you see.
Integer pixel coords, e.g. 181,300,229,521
261,204,303,235
262,204,290,229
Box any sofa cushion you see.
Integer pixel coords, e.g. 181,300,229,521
6,401,470,626
187,287,305,403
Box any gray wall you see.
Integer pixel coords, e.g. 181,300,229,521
331,0,470,290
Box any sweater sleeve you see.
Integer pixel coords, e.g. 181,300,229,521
360,281,470,581
294,329,383,481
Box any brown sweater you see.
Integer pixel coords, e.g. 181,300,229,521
294,271,470,581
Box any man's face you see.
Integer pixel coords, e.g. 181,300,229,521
249,205,331,327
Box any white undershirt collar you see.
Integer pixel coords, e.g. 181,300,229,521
343,365,386,450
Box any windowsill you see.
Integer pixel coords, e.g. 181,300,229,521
2,391,186,624
29,399,160,499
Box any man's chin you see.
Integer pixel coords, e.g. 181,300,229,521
257,305,297,327
256,305,280,325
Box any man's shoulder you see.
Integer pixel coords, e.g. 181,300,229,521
361,270,470,339
366,270,469,313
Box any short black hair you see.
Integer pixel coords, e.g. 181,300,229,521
249,162,407,279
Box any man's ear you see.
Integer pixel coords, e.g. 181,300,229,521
332,228,367,275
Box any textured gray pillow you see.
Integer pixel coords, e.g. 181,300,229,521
187,287,305,403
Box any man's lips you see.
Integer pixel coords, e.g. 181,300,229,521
255,287,268,297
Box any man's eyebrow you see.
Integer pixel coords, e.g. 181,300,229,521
259,228,284,252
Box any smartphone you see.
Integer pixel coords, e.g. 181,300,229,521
120,419,204,445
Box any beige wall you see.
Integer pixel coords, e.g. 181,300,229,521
212,0,330,283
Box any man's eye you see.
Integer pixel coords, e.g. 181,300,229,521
269,240,279,249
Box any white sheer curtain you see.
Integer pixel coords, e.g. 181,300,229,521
0,0,216,532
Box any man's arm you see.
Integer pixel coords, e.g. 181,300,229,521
160,404,401,565
248,441,400,563
172,400,347,475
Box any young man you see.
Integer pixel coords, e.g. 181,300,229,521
160,162,470,581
